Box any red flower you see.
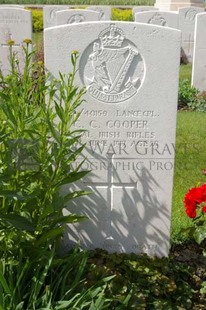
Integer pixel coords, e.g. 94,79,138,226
184,204,196,218
184,187,202,204
200,184,206,202
202,205,206,213
184,184,206,218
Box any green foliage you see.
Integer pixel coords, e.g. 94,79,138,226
189,91,206,112
178,79,206,111
0,43,89,261
112,8,133,21
178,79,198,109
81,250,195,309
0,40,114,310
0,247,114,309
31,9,43,33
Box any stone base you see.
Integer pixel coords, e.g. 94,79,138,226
155,0,205,11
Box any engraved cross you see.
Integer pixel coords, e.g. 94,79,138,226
1,33,20,48
83,153,138,241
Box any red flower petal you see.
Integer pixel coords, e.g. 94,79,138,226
200,184,206,202
202,205,206,213
185,206,196,218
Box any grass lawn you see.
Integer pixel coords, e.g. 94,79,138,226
172,111,206,241
179,63,192,81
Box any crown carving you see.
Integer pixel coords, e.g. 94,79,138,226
99,25,125,48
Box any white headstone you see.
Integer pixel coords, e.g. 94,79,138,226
192,12,206,91
0,5,25,8
179,6,204,62
44,21,181,257
89,6,111,20
155,0,205,11
55,9,100,25
135,11,179,29
133,6,159,19
43,6,69,28
0,8,32,75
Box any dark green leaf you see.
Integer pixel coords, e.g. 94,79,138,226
0,214,35,232
63,190,91,202
35,227,64,246
55,171,89,187
0,269,11,295
193,225,206,244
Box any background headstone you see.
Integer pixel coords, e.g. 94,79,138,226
192,12,206,91
88,6,111,20
44,21,181,257
55,9,100,25
155,0,205,11
0,8,32,75
135,11,179,28
43,6,69,28
179,6,204,62
133,6,159,19
0,5,25,8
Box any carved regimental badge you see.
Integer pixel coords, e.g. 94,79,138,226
148,13,168,27
68,14,85,24
80,24,145,103
185,9,197,22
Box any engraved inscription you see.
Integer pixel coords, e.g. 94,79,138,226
0,14,28,25
76,108,160,156
185,9,197,22
148,13,167,27
68,14,85,24
80,24,145,103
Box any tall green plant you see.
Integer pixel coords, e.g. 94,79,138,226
0,40,89,260
0,40,116,310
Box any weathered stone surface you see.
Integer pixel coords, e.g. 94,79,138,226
135,11,179,28
179,6,204,62
134,6,204,62
0,8,32,75
55,9,100,25
89,6,111,20
44,21,181,257
192,12,206,91
133,6,159,19
43,5,69,28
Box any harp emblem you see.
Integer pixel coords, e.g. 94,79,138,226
82,24,143,103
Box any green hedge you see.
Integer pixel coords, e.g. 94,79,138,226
112,8,133,21
31,9,43,33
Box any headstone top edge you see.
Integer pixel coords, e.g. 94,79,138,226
195,11,206,16
44,20,182,35
56,9,100,13
135,10,179,15
0,7,29,11
178,6,205,11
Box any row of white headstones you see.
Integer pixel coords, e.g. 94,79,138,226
0,6,205,90
0,6,205,256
